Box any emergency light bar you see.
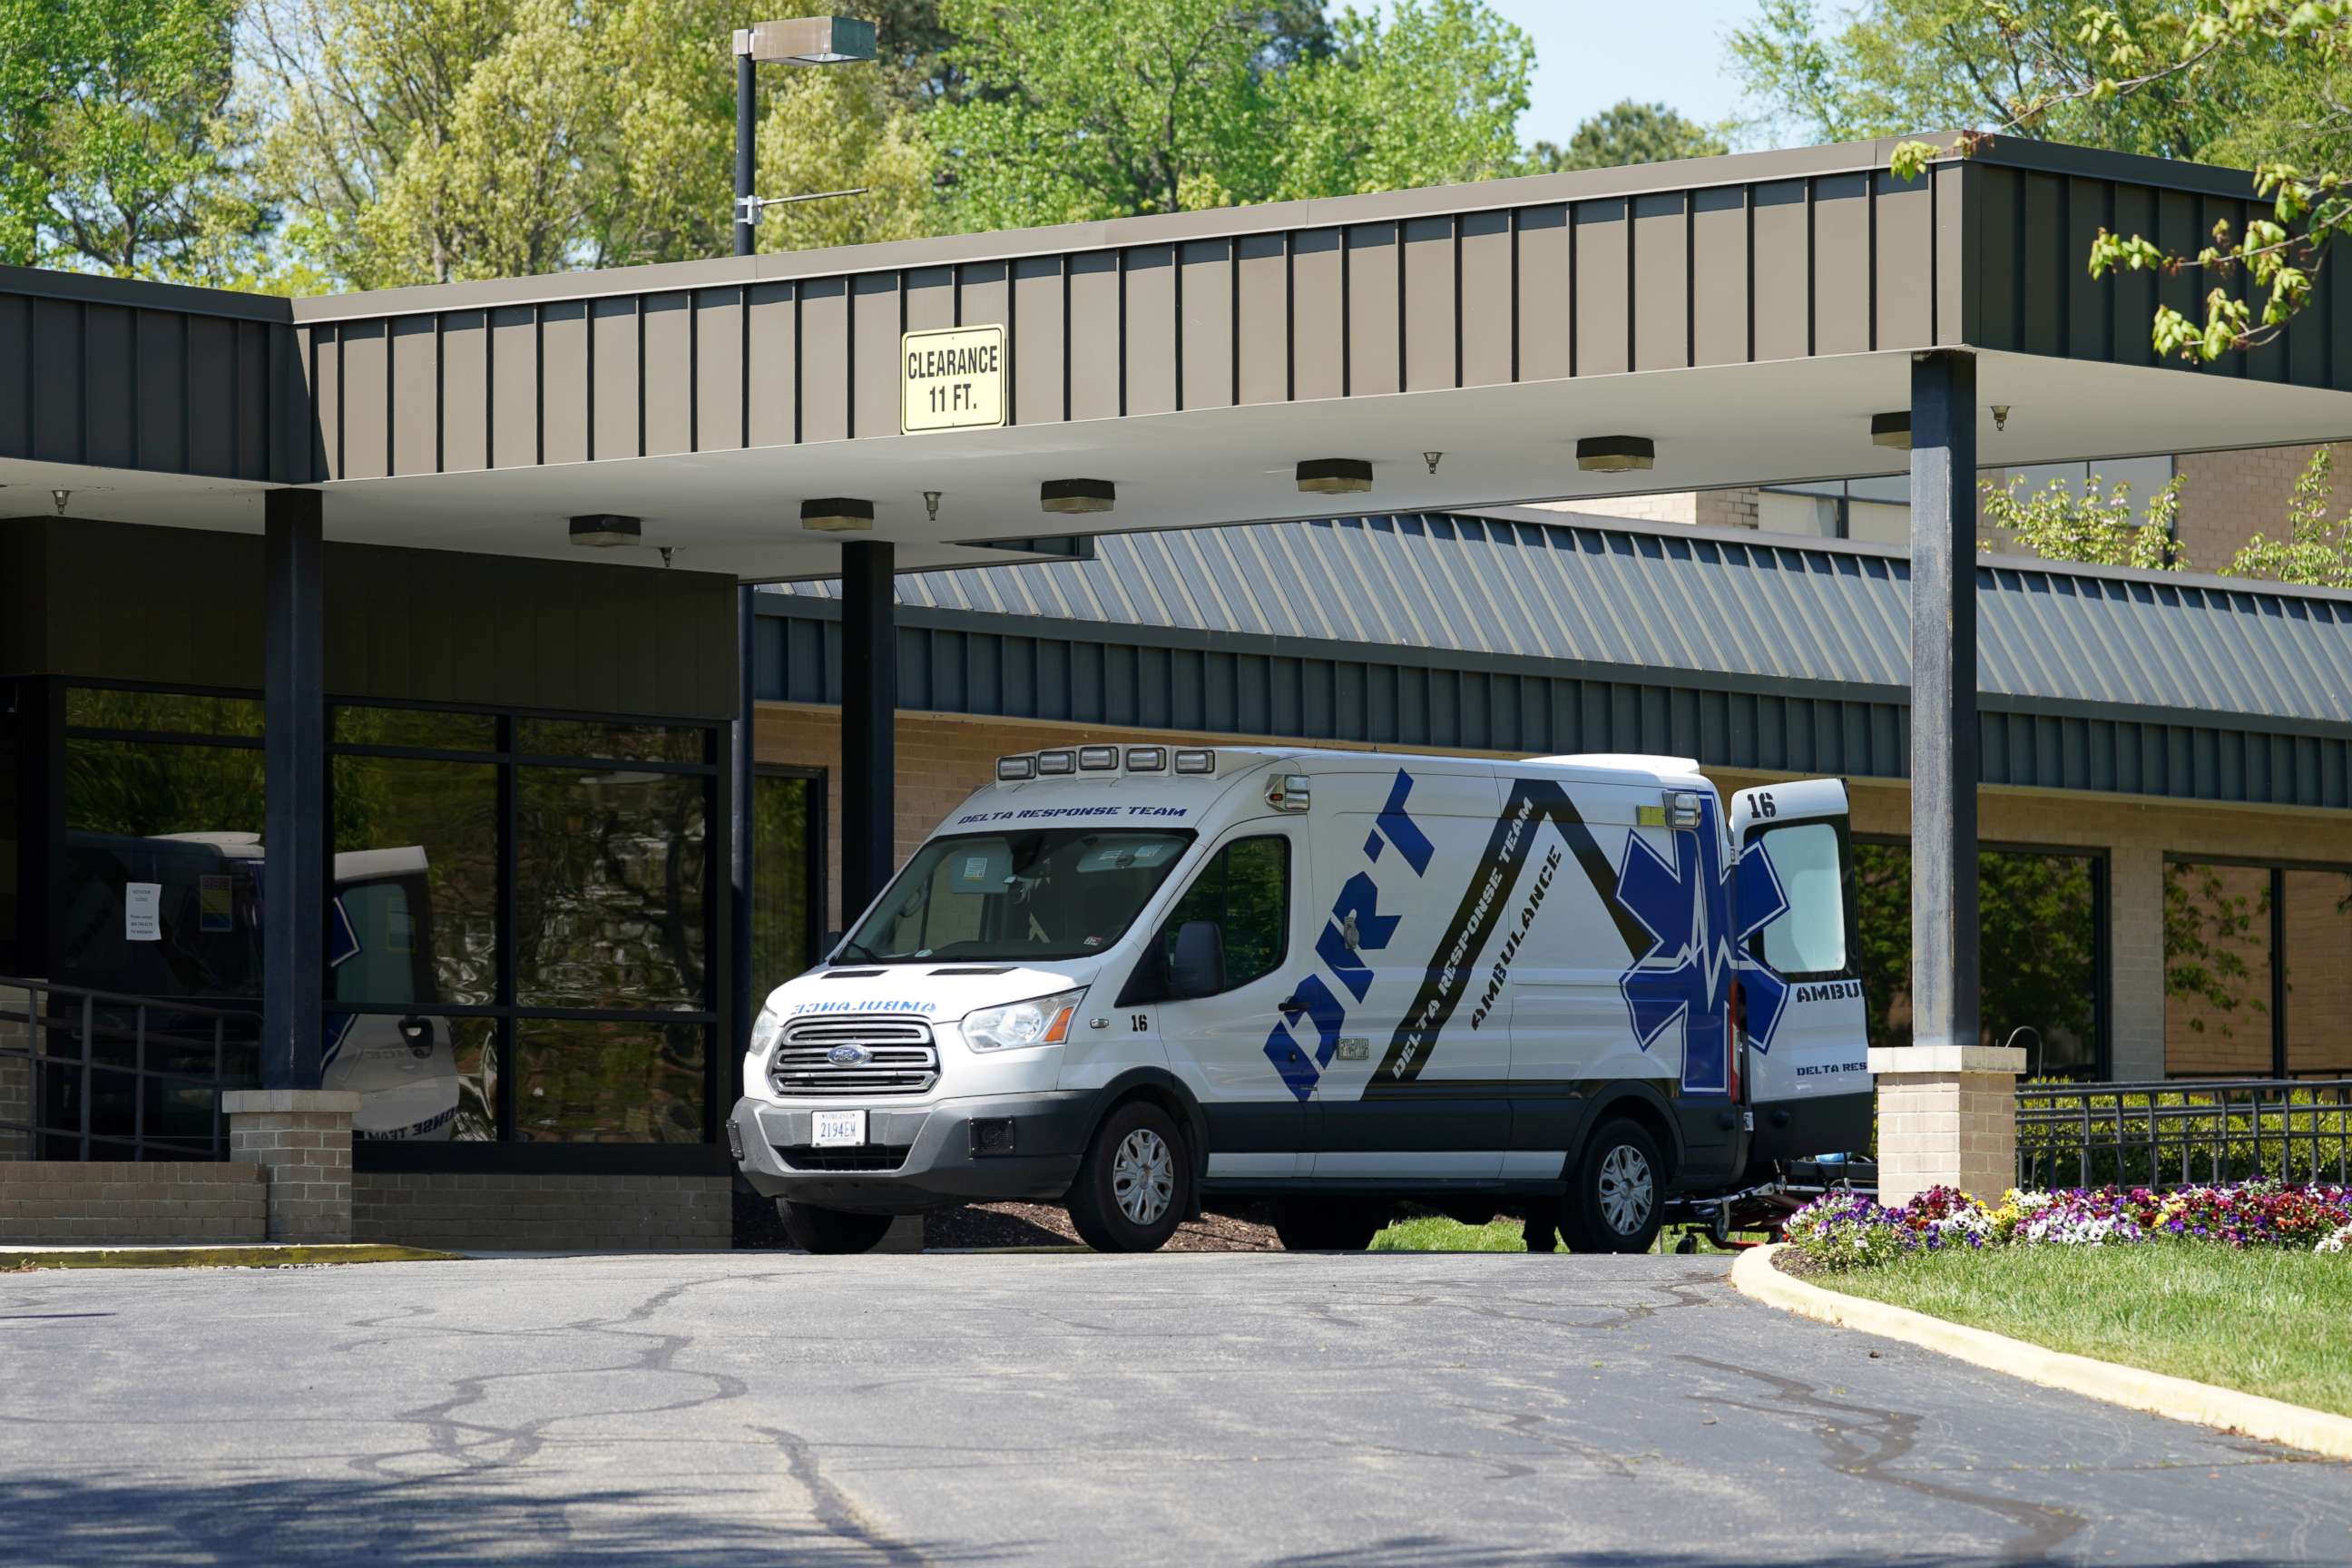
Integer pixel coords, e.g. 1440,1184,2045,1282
1077,746,1119,770
1173,750,1216,774
1036,750,1076,775
996,756,1036,780
1124,747,1168,772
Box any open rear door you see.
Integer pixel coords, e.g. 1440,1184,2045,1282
1728,780,1873,1171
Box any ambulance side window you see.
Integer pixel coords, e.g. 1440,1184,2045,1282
1749,821,1848,977
1154,836,1290,995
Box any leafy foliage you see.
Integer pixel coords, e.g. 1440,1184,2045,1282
1524,101,1729,173
0,0,263,278
2228,445,2352,590
1977,468,2189,572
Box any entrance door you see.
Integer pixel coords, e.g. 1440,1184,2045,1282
1729,780,1873,1161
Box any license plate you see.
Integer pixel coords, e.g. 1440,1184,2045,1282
811,1109,867,1148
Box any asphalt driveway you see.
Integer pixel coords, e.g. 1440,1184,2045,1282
2,1251,2347,1566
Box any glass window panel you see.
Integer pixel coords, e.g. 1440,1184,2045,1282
2283,869,2352,1075
61,739,266,1001
333,1013,497,1142
2092,454,2173,503
1846,842,2105,1071
1847,474,1910,505
1756,490,1839,538
514,719,708,764
1978,849,2101,1074
65,688,263,737
1,704,17,971
514,766,709,1008
333,706,496,750
515,1019,706,1142
2003,462,2089,504
1753,823,1846,974
752,772,818,1004
2166,862,2275,1076
331,757,497,1006
1156,836,1289,993
1845,500,1911,546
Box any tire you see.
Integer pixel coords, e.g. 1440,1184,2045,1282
1560,1119,1666,1255
1270,1199,1387,1252
1067,1100,1190,1253
776,1200,895,1255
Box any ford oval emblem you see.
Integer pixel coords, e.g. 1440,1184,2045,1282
828,1044,869,1065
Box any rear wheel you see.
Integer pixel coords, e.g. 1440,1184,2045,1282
1270,1199,1387,1251
1068,1101,1190,1252
1560,1120,1665,1255
776,1200,895,1255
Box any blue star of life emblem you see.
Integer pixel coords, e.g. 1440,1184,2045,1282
1612,804,1796,1093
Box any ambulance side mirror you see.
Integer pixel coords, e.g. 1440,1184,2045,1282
1168,920,1227,999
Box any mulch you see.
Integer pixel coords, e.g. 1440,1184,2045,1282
733,1185,1282,1251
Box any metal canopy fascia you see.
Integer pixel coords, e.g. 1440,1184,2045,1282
5,132,2352,582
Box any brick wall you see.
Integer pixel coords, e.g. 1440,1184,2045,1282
2172,444,2326,572
1533,489,1761,531
229,1104,352,1244
352,1171,732,1251
0,1161,265,1242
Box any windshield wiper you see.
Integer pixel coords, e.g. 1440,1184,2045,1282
831,939,883,965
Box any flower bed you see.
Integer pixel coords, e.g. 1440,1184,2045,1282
1784,1181,2352,1270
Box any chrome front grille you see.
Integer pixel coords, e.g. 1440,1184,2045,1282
769,1016,938,1096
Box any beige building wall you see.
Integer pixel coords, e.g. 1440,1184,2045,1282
760,704,2352,1086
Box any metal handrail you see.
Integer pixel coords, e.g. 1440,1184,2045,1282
2016,1077,2352,1191
0,976,262,1161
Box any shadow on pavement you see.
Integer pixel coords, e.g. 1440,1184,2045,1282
0,1472,1012,1567
1264,1543,2298,1568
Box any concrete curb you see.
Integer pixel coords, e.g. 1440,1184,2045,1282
2,1243,460,1270
1730,1244,2352,1461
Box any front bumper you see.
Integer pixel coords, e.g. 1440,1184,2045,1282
730,1091,1093,1214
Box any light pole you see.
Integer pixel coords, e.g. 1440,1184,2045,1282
732,15,877,257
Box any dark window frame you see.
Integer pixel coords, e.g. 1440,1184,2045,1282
35,678,729,1161
754,763,828,974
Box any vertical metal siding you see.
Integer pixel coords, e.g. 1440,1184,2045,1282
1516,204,1570,380
1290,229,1344,400
641,294,691,457
1124,245,1177,415
1573,201,1629,376
1402,217,1455,392
446,311,491,471
1749,182,1808,362
391,316,438,475
1458,211,1513,387
694,287,744,453
1067,252,1120,419
543,301,590,465
1011,257,1064,423
748,282,796,447
1236,235,1288,404
1811,174,1871,356
1632,193,1690,370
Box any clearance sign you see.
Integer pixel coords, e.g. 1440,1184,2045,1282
900,324,1005,433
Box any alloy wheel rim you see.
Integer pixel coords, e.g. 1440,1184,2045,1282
1597,1143,1653,1234
1112,1128,1175,1226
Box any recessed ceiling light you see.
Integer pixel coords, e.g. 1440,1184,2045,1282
1297,458,1374,495
569,514,642,547
1041,478,1115,514
1870,413,1911,450
800,497,876,533
1575,436,1654,475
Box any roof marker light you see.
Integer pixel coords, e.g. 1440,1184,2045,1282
1077,746,1119,770
1124,747,1168,772
1036,750,1076,775
996,755,1036,781
1173,750,1216,774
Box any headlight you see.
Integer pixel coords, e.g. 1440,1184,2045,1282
750,1004,785,1060
961,989,1085,1052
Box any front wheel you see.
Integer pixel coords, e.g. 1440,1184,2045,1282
1067,1101,1190,1252
1270,1199,1388,1251
1560,1120,1666,1255
776,1200,895,1255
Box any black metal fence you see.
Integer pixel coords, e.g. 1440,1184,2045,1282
0,978,261,1161
2016,1078,2352,1191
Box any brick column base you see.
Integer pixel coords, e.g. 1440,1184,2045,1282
222,1090,360,1243
1869,1046,2026,1208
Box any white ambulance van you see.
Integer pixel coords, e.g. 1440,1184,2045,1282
730,746,1871,1253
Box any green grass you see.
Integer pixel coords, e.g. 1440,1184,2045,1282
1369,1214,1532,1251
1818,1246,2352,1417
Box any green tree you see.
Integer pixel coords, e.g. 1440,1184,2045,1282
1978,468,2189,572
2226,445,2352,591
1729,0,2242,157
250,0,937,289
0,0,262,278
1524,100,1729,174
933,0,1531,230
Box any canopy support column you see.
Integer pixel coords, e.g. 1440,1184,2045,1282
840,541,897,923
261,487,325,1090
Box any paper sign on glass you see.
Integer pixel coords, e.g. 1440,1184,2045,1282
124,882,162,942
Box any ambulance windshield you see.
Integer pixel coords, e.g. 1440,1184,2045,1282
840,829,1193,964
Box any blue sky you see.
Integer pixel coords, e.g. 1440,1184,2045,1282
1470,0,1766,152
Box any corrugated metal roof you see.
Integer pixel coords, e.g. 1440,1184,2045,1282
766,511,2352,730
